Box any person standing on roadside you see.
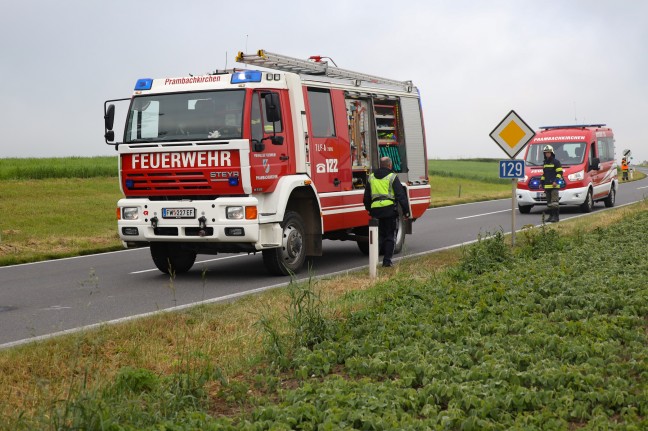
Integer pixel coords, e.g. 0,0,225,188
363,156,410,267
541,145,563,223
621,157,629,181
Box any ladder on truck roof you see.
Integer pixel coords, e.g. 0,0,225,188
235,50,414,92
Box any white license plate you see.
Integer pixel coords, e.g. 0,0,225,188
536,192,546,199
162,208,195,219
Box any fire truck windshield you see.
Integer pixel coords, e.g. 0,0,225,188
525,142,586,166
125,90,245,143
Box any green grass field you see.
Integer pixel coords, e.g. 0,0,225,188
0,156,118,180
2,201,646,429
428,158,510,184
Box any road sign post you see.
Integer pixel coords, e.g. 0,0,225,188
490,111,535,246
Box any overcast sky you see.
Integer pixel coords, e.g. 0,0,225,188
1,0,646,162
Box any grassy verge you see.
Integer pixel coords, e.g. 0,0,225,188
0,156,118,180
2,201,647,429
0,178,123,265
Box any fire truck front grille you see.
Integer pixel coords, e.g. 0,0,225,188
124,171,211,192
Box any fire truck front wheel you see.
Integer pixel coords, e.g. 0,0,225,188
150,243,197,275
263,211,306,276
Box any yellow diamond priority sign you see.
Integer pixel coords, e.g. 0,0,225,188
489,110,535,158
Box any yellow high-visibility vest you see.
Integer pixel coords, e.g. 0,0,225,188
369,173,396,208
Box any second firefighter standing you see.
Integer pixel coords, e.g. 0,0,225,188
541,145,563,223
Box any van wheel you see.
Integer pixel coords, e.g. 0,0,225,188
150,243,196,275
263,211,306,275
518,205,533,214
603,186,616,207
580,189,594,213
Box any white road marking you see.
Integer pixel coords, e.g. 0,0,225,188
456,209,511,220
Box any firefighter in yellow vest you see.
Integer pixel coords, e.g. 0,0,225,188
363,157,410,267
541,145,563,223
621,157,629,181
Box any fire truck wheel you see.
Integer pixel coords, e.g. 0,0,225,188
393,214,406,255
150,243,196,275
603,185,616,208
354,226,370,255
263,211,306,275
580,189,594,213
518,205,533,214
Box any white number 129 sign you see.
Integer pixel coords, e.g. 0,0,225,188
499,160,525,179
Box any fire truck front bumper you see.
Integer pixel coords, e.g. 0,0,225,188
516,185,590,207
116,198,278,249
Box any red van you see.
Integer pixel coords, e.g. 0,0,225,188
516,124,617,213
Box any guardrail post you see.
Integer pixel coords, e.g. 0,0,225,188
369,218,379,279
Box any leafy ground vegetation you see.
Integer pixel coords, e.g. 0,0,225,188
4,203,648,430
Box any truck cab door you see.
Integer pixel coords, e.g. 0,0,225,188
249,90,291,192
304,87,352,193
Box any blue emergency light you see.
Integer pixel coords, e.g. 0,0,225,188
134,78,153,91
228,176,240,187
529,178,541,190
557,178,566,189
125,179,135,189
231,70,262,84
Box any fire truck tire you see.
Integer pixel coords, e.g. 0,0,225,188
603,185,616,208
355,216,406,256
518,205,533,214
150,243,196,275
263,211,306,275
580,189,594,213
355,226,370,255
393,214,406,255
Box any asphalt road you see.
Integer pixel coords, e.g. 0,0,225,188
2,175,647,348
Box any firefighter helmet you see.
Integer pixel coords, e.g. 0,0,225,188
543,145,554,153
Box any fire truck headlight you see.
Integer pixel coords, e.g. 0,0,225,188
226,206,244,220
122,207,139,220
568,170,584,181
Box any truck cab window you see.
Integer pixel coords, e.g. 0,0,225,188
307,88,335,137
125,90,244,143
251,93,263,142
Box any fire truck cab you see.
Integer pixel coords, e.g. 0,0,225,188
104,50,430,276
516,124,617,214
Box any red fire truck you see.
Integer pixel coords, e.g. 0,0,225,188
103,50,430,275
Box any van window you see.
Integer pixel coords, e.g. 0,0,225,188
525,142,586,166
597,137,614,162
307,88,336,138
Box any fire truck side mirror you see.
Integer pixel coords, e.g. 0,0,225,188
104,104,116,143
264,93,282,123
252,139,265,152
105,104,115,131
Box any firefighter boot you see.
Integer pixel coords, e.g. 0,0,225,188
553,208,560,222
546,209,557,223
